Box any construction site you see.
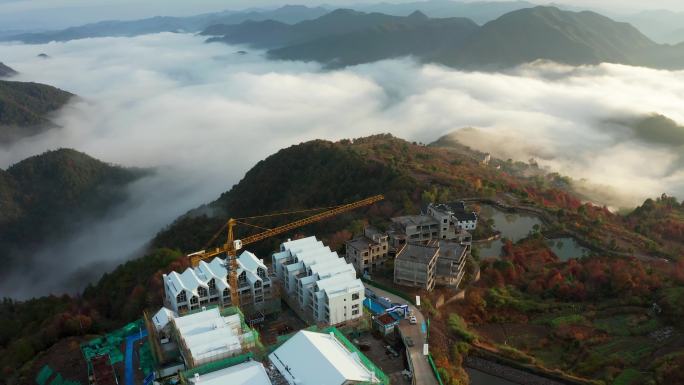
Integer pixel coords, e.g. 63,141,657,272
55,194,476,385
71,194,429,385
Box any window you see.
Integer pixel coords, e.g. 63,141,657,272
177,291,187,303
190,296,198,304
352,304,359,309
352,309,359,315
351,292,360,300
223,288,230,297
257,267,266,279
254,280,262,289
208,279,216,290
238,272,247,285
198,286,208,297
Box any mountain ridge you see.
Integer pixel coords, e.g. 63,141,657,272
208,6,684,70
0,149,147,273
0,80,74,144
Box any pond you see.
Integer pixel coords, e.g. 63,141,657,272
474,205,542,258
467,368,520,385
473,205,591,260
544,237,591,261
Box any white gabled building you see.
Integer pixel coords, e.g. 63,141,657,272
187,360,272,385
163,251,273,314
272,236,365,325
172,307,257,368
269,330,380,385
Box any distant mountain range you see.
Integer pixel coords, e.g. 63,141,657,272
619,10,684,44
268,11,478,67
0,149,145,272
5,2,684,48
354,0,535,24
204,6,684,70
2,5,329,44
0,80,73,144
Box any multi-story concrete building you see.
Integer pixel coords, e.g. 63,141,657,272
394,240,469,291
393,241,439,291
435,240,468,288
272,236,365,325
427,202,478,232
345,227,389,274
163,251,276,315
389,202,477,249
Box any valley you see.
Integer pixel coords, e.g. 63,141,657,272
0,2,683,385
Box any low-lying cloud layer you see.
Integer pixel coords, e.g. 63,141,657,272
1,33,683,298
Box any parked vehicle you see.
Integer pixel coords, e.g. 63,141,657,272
409,315,417,324
405,337,414,347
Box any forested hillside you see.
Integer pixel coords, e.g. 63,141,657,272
0,149,147,273
0,80,73,144
1,135,682,384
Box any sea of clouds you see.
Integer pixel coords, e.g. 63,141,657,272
1,32,682,298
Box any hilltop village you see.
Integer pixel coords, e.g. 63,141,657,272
74,201,479,385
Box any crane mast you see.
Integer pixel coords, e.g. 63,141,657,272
187,194,384,309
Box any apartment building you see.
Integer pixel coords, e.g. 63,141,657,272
435,240,468,288
345,226,389,274
394,239,469,291
163,251,276,315
389,202,477,249
272,236,365,325
393,241,439,291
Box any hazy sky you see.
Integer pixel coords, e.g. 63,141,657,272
1,0,683,31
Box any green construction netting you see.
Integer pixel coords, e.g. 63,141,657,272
264,326,389,385
46,373,80,385
81,320,144,366
325,327,390,385
182,353,254,378
139,342,156,376
36,365,53,385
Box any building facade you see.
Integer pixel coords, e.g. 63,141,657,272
393,242,439,291
394,240,470,291
435,240,468,288
163,251,275,315
389,202,477,248
272,236,365,325
345,227,389,274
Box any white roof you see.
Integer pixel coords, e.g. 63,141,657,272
189,360,272,385
316,274,364,299
269,330,376,385
165,251,269,298
238,250,266,272
173,308,246,361
152,307,176,331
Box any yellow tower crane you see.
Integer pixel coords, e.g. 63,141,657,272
187,194,384,309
